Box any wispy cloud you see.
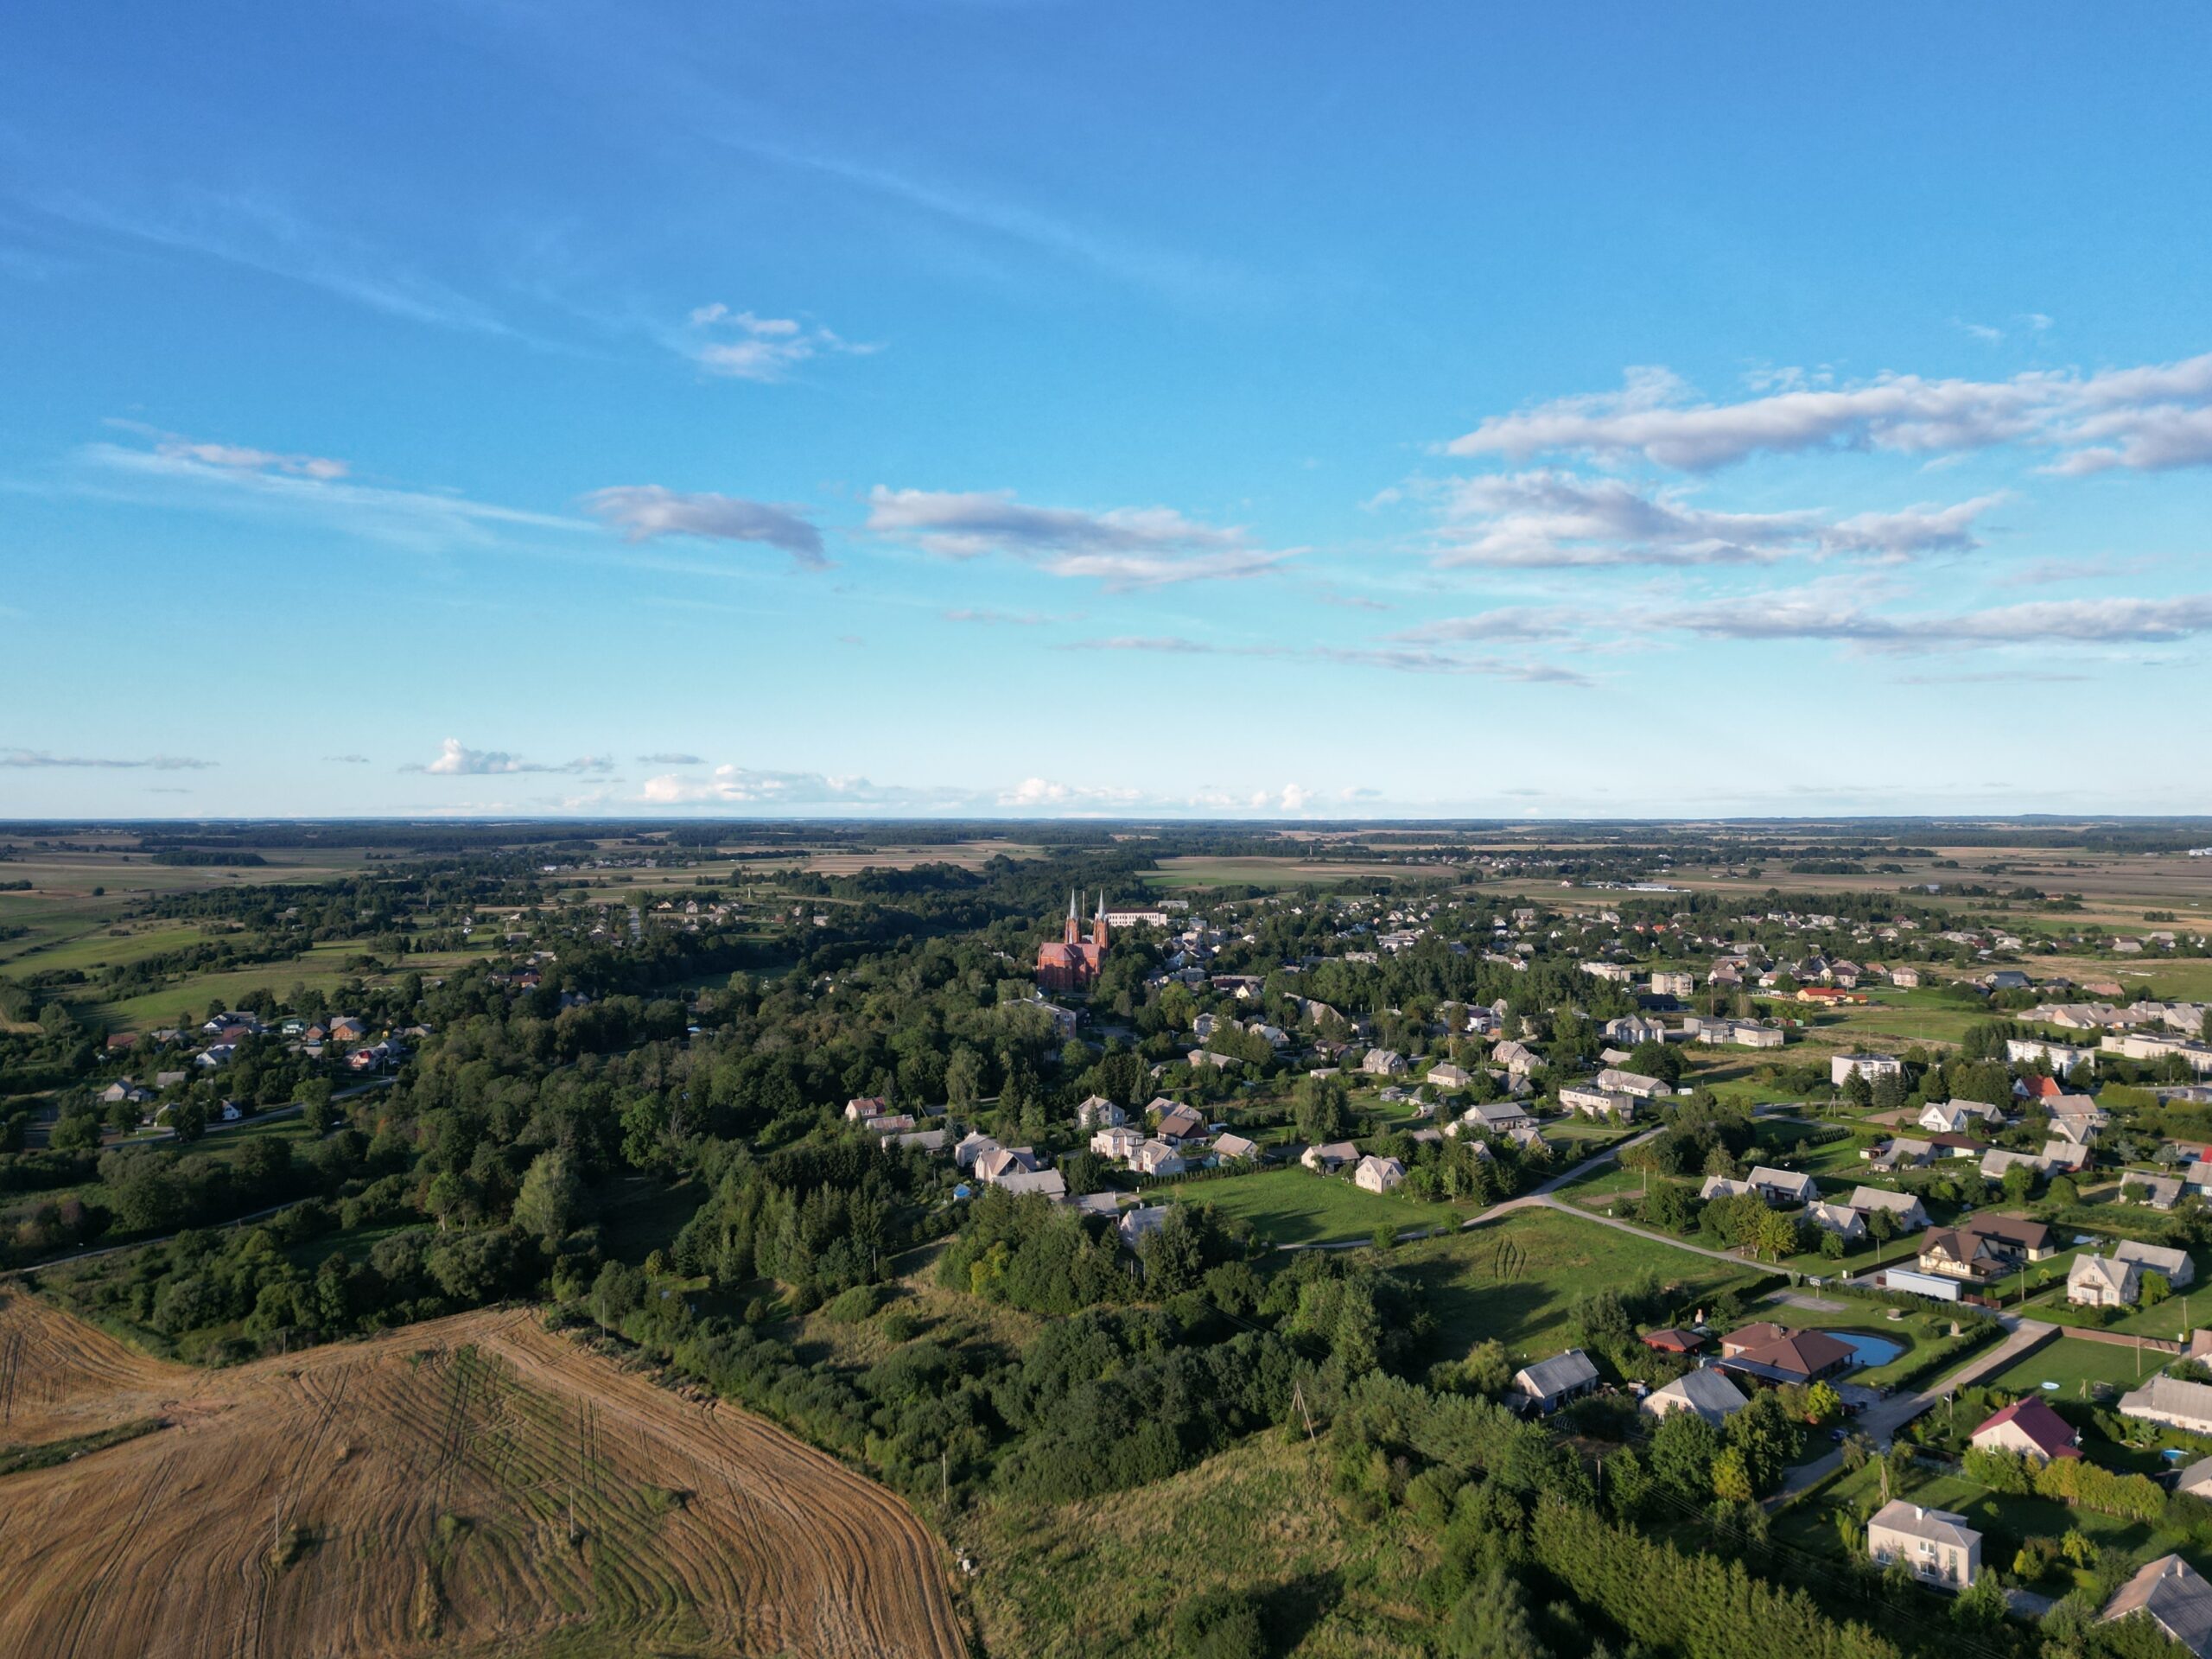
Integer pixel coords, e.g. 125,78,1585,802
944,607,1061,626
1422,470,1999,569
718,133,1244,306
1065,634,1592,686
1650,591,2212,653
639,763,966,809
2,747,216,770
403,739,615,776
18,185,515,338
868,487,1287,588
582,485,825,569
677,302,877,382
324,753,371,765
1446,352,2212,474
637,752,702,766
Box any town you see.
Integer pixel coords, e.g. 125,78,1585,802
3,820,2212,1657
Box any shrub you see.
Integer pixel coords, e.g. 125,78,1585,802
1173,1587,1267,1659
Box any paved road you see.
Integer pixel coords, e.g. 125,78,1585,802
1770,1318,2058,1499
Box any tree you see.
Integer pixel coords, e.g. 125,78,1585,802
1648,1408,1720,1500
1294,1073,1351,1145
512,1149,582,1248
1173,1587,1267,1659
1444,1567,1548,1658
1710,1446,1754,1502
299,1077,336,1135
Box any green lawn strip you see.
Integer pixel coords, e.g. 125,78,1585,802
1162,1166,1463,1246
1982,1334,2176,1401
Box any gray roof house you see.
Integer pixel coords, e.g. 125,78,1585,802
1641,1367,1749,1427
1510,1349,1600,1415
2121,1374,2212,1436
1847,1188,1929,1230
2114,1238,2196,1288
2103,1555,2212,1658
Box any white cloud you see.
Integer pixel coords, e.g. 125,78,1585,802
1068,633,1592,686
405,739,613,776
639,764,962,809
1651,590,2212,652
637,752,702,765
1,747,214,770
995,777,1142,809
1446,352,2212,474
582,486,825,568
867,487,1288,588
1424,471,1999,569
139,429,348,480
681,302,875,382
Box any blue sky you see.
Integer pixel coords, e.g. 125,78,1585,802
3,3,2209,819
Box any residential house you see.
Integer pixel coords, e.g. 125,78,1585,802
1920,1100,2004,1135
1301,1140,1361,1173
1361,1047,1408,1077
1968,1214,2056,1261
1133,1139,1188,1178
976,1146,1043,1185
1595,1067,1669,1099
2068,1252,2141,1308
1090,1125,1144,1162
1714,1323,1857,1385
1605,1014,1668,1047
1805,1202,1868,1242
1649,970,1696,999
1832,1052,1904,1087
1118,1206,1170,1249
1867,1502,1981,1589
1745,1166,1820,1205
1700,1176,1758,1202
2006,1038,2095,1077
2177,1458,2212,1502
1641,1328,1705,1356
2128,1174,2184,1211
1916,1227,2010,1282
2114,1239,2195,1288
1510,1349,1601,1415
894,1128,950,1154
2101,1555,2212,1657
998,1167,1069,1201
1154,1105,1208,1144
1076,1095,1127,1130
1492,1039,1540,1077
1848,1188,1930,1231
1211,1133,1262,1164
1866,1137,1935,1172
1642,1368,1749,1427
843,1096,890,1122
2042,1140,2092,1173
1425,1062,1472,1092
1970,1398,2081,1463
1982,1147,2054,1184
2121,1375,2212,1437
1354,1154,1407,1195
1458,1099,1535,1137
1558,1085,1638,1122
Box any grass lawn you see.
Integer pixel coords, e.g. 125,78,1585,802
2019,1283,2207,1344
90,939,493,1029
1391,1206,1763,1363
1984,1334,2175,1400
959,1432,1432,1658
0,921,214,975
1776,1462,2192,1587
1167,1166,1463,1245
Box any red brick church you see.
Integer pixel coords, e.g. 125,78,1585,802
1036,891,1111,993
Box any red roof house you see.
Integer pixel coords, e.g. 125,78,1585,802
1971,1397,2081,1462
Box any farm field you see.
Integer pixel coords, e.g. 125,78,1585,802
1143,856,1433,891
0,1288,966,1659
1393,1205,1764,1363
92,940,496,1030
1166,1166,1464,1245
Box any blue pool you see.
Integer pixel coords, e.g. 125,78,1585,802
1828,1332,1904,1369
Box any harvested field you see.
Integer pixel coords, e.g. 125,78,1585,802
0,1288,965,1659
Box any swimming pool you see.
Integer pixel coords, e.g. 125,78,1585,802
1827,1332,1904,1369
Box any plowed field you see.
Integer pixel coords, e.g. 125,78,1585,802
0,1288,965,1659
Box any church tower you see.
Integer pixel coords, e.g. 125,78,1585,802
1063,889,1081,946
1092,891,1111,950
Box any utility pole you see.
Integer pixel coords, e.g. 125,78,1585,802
942,1450,950,1506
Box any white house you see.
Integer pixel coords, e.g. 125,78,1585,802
1425,1062,1473,1092
1805,1202,1868,1242
1090,1124,1144,1162
2121,1375,2212,1437
1133,1139,1188,1178
1077,1095,1127,1130
1353,1154,1407,1195
1847,1187,1929,1231
1745,1165,1819,1205
1361,1048,1408,1077
2068,1252,2141,1308
1594,1067,1669,1099
1832,1052,1904,1088
2101,1555,2212,1656
1867,1501,1981,1588
1301,1140,1360,1173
